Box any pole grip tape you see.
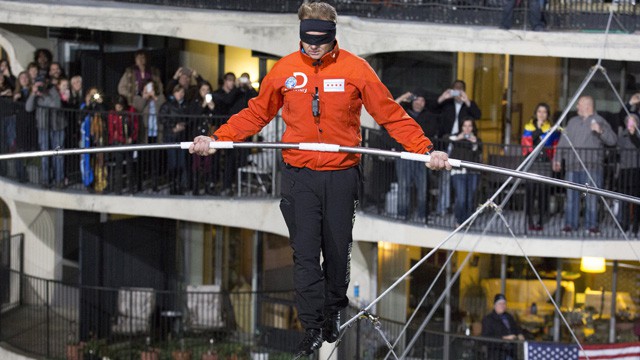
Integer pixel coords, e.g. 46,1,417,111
180,141,234,149
400,152,461,168
298,143,341,152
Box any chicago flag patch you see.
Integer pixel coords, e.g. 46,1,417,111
323,79,345,92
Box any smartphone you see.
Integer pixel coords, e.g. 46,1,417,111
205,93,213,103
450,90,461,97
145,82,154,93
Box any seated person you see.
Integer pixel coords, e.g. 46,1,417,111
482,294,524,360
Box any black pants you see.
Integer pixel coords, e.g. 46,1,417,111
525,182,547,227
501,0,545,30
618,168,640,234
279,164,360,330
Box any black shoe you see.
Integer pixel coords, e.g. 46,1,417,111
295,329,323,358
322,311,341,343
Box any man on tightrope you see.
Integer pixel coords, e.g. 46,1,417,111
189,2,451,357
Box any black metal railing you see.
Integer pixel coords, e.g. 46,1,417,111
0,266,533,359
95,0,639,32
1,98,639,239
0,267,301,359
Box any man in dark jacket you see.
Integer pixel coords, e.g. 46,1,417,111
393,91,439,221
160,84,189,194
481,294,524,360
431,79,481,216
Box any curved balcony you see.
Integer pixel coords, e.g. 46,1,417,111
0,100,637,242
1,264,639,359
101,0,640,33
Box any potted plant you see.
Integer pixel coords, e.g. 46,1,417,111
84,335,107,360
170,338,192,360
140,337,159,360
217,342,244,360
201,339,218,360
65,342,84,360
65,322,83,360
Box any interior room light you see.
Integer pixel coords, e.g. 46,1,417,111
580,256,606,273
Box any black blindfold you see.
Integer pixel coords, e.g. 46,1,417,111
300,19,336,45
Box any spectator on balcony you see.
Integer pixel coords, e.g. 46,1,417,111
34,48,53,77
212,72,244,195
12,71,32,183
133,79,166,192
0,73,12,98
0,59,16,90
521,103,559,231
108,95,139,194
79,88,105,190
69,75,84,109
229,72,258,114
166,67,203,103
88,90,109,193
500,0,546,31
553,95,617,235
57,78,71,107
26,74,64,188
57,77,79,174
617,114,640,237
160,84,189,195
27,62,39,83
189,81,216,195
189,2,452,357
212,72,240,116
618,92,640,132
450,117,482,226
12,71,31,103
48,62,65,86
433,80,481,217
118,50,163,105
393,91,438,222
482,294,524,360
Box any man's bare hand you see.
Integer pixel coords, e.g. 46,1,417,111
426,150,452,171
189,135,217,156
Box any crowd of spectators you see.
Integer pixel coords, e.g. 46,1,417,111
0,48,258,195
0,47,639,236
391,84,639,236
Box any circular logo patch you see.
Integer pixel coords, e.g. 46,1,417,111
285,76,297,89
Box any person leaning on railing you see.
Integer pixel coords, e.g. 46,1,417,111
520,102,559,231
616,113,640,237
133,79,166,191
482,294,524,360
552,95,617,235
0,58,16,90
12,71,31,103
160,84,189,195
25,74,65,189
188,81,216,195
449,116,482,227
108,95,139,194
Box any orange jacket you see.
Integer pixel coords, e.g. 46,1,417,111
213,43,433,170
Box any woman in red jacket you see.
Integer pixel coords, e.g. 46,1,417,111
190,2,451,356
108,95,139,194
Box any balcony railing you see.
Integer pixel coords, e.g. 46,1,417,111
96,0,639,32
0,99,638,239
0,265,533,359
